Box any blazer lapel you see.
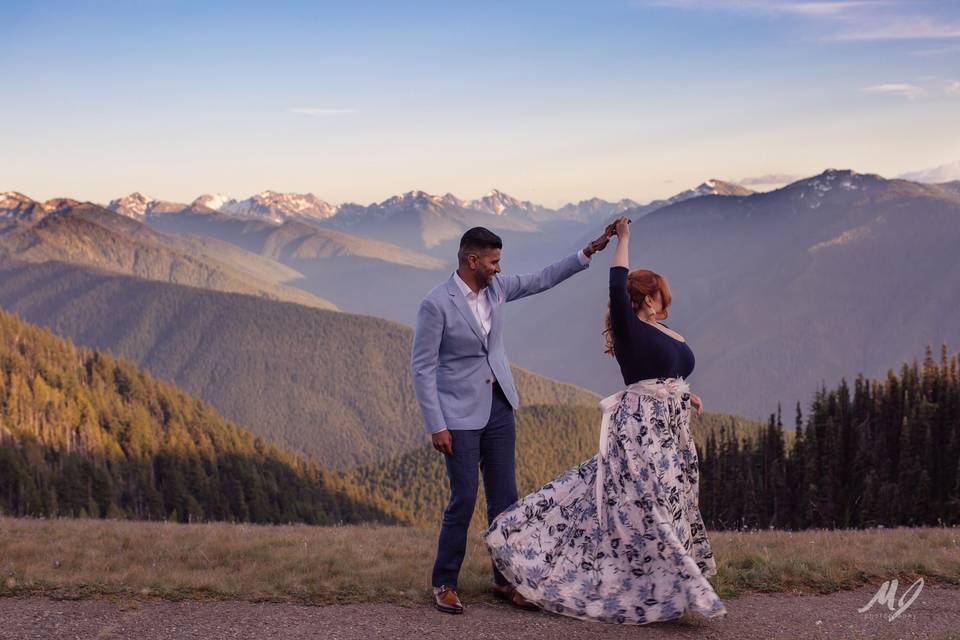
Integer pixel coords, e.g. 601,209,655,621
486,286,501,343
446,275,487,348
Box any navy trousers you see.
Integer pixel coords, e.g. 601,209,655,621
431,381,518,589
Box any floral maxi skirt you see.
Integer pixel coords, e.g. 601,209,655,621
483,377,727,625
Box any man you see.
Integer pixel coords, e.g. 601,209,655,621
410,225,612,614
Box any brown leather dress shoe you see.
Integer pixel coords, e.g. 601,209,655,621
491,584,539,611
433,585,464,614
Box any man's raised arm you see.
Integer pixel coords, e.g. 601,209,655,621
497,229,612,303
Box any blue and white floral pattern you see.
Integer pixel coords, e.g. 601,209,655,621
483,377,727,625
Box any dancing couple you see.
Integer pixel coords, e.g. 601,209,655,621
410,218,727,625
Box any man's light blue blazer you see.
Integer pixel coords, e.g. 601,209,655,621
411,252,590,435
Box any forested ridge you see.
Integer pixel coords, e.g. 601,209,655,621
0,308,396,524
700,344,960,529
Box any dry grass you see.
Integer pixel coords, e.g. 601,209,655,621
707,526,960,597
0,516,957,606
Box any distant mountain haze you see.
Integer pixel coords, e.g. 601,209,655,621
937,181,960,198
0,197,336,311
145,210,446,270
142,209,453,322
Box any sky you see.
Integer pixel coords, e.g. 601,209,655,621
3,0,959,208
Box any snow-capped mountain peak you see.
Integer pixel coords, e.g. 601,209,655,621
377,190,465,210
471,189,519,215
192,193,237,211
107,192,156,219
439,192,466,208
0,193,86,222
215,191,336,221
789,169,880,209
693,179,753,197
0,191,37,219
0,191,34,208
799,169,876,192
469,189,545,217
660,179,753,207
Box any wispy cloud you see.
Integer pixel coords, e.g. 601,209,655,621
761,1,883,16
286,107,358,117
641,1,960,42
830,15,960,41
860,83,926,99
639,0,888,16
908,43,960,56
740,173,802,186
639,0,882,14
859,78,960,99
898,161,960,183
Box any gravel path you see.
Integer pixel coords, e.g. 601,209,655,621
1,584,958,640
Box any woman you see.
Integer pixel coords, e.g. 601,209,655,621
483,217,727,625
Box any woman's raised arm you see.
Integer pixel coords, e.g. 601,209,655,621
611,217,630,268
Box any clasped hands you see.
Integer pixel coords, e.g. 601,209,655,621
583,217,631,257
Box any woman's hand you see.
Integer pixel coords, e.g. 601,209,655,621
612,216,631,239
690,393,704,417
604,216,631,237
610,216,631,268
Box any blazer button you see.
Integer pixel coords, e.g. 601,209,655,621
486,378,492,384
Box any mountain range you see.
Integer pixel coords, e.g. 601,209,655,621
97,180,748,254
0,194,336,310
4,168,958,421
105,188,643,226
101,180,753,319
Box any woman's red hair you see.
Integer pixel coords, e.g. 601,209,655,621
602,269,672,356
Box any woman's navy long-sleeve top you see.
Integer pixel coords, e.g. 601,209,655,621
609,266,695,385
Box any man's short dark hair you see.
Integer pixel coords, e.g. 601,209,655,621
458,227,502,259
